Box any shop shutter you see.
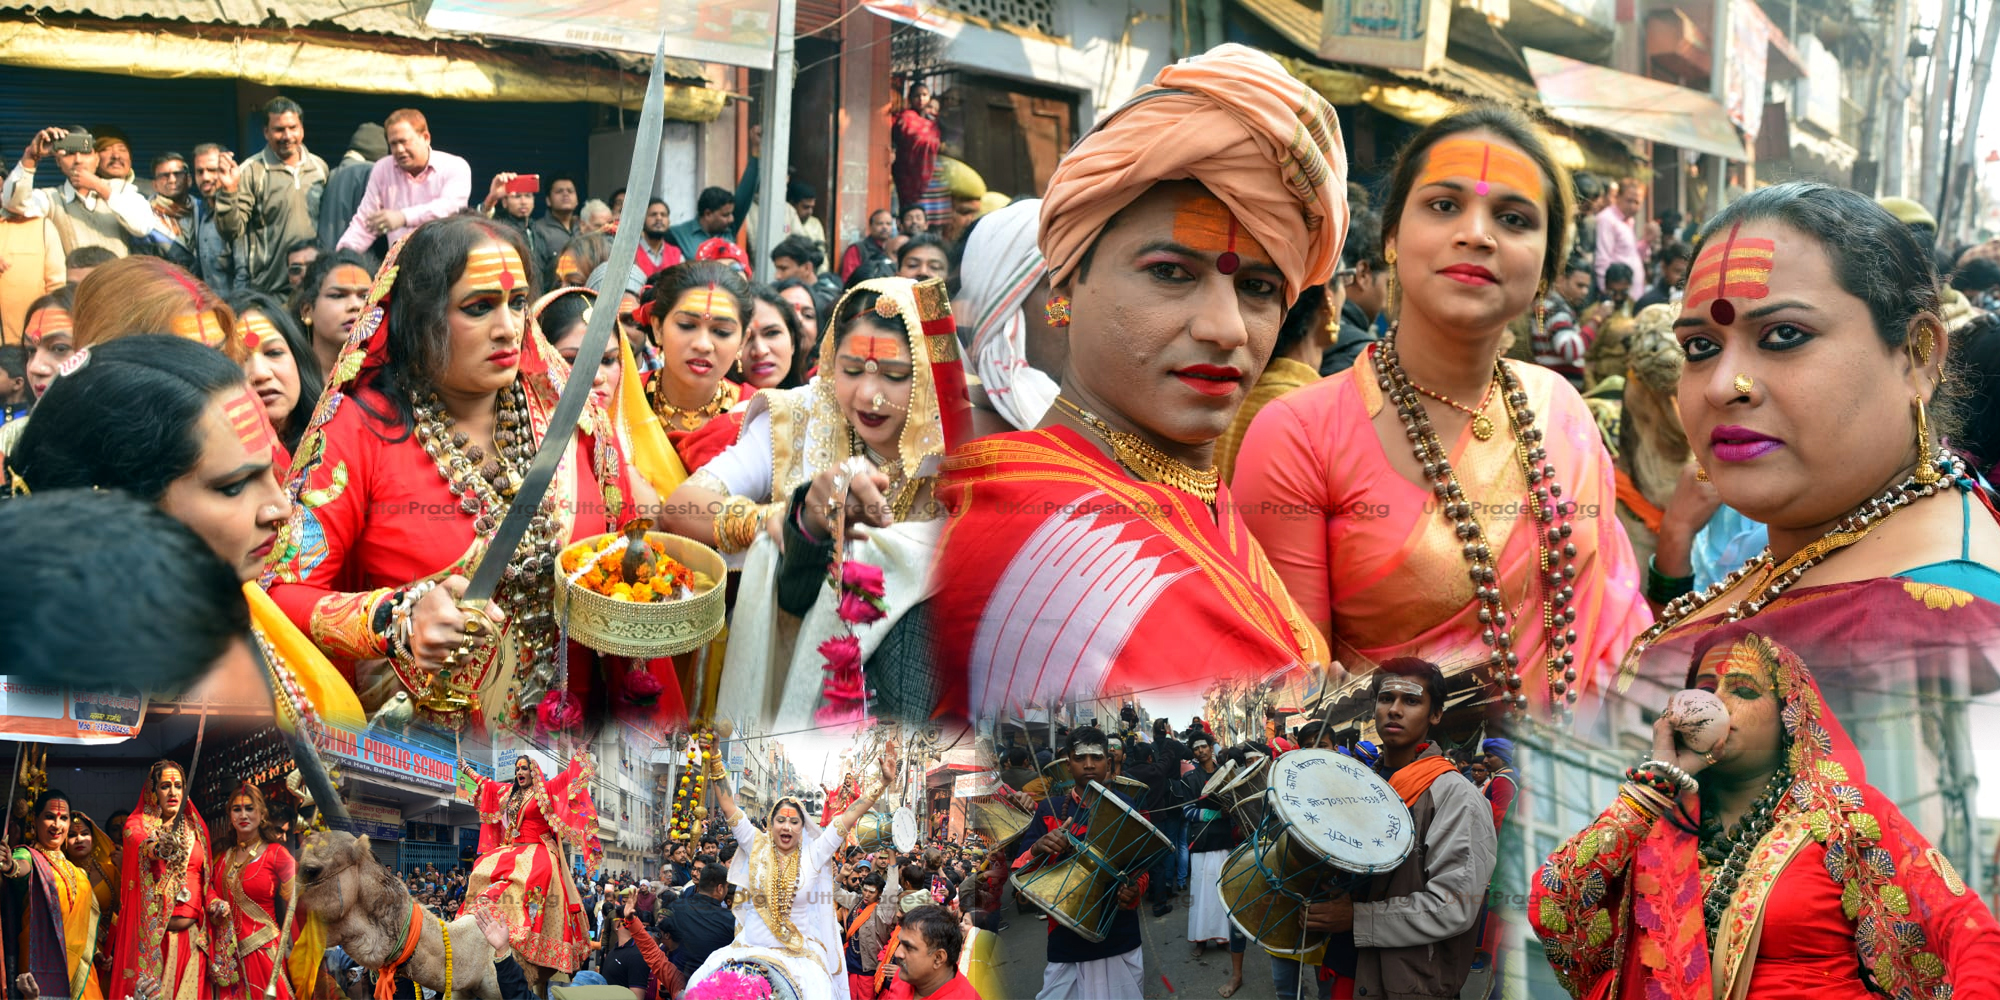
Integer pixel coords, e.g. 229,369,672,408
0,65,236,181
369,834,403,872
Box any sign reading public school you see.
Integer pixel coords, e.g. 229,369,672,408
316,726,457,789
1319,0,1453,72
417,0,782,69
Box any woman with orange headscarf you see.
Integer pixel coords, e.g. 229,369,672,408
932,44,1349,720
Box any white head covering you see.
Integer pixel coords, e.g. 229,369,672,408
957,198,1059,430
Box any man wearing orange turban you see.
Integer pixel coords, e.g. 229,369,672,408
933,52,1349,945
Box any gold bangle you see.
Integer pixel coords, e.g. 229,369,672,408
711,496,774,554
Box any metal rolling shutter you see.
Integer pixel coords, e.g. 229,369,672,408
0,65,236,179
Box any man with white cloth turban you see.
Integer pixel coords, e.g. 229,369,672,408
957,197,1063,433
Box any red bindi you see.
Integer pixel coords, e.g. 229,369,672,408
1710,299,1736,325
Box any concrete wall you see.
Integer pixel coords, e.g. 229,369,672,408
938,0,1175,129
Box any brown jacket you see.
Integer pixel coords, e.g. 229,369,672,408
1346,745,1497,999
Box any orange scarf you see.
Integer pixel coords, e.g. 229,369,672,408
374,902,424,1000
1614,468,1664,536
1386,754,1461,807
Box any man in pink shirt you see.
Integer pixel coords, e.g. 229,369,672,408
1592,178,1645,289
336,108,472,252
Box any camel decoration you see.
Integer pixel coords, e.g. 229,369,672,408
295,832,502,999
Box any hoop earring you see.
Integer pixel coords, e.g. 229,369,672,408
1915,394,1939,485
1044,295,1072,328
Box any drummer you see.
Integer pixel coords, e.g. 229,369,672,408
1302,658,1497,999
1011,727,1148,999
1293,720,1338,752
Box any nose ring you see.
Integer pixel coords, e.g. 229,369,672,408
1733,374,1754,395
870,392,888,413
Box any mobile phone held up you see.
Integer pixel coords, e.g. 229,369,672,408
505,174,540,195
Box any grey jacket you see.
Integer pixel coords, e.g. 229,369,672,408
216,146,329,295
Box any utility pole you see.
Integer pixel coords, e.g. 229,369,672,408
1884,0,1916,196
1921,0,1963,210
1948,0,1999,241
1706,0,1732,218
752,0,797,284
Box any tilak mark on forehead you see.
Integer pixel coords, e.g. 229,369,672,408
26,309,71,343
241,312,281,352
1172,192,1266,276
1380,676,1426,698
1685,221,1775,326
171,310,230,349
464,244,527,294
845,334,905,373
224,385,279,457
677,283,737,323
1420,139,1542,202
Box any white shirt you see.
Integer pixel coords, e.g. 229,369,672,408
729,812,845,976
1,165,155,236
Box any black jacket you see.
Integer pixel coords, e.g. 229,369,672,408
602,938,650,996
1321,299,1378,376
1178,764,1235,853
666,889,735,980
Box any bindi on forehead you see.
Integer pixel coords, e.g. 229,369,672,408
844,333,907,365
240,312,281,352
676,285,738,323
223,385,279,457
27,310,72,342
170,310,230,349
463,245,527,293
1685,221,1775,325
1419,138,1543,202
1169,192,1267,276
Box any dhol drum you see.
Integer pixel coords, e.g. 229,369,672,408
1011,779,1172,943
852,811,898,853
1220,749,1414,956
892,806,920,852
1214,755,1270,831
1198,759,1240,804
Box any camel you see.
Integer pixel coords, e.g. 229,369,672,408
295,832,502,1000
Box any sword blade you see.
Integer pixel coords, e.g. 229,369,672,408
463,33,672,603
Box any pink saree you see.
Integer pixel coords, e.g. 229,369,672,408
1233,347,1650,712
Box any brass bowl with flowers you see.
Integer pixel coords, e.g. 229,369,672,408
554,528,725,657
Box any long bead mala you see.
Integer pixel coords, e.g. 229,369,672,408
1699,766,1793,929
1375,333,1582,720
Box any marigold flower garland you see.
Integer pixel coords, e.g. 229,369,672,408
668,724,714,843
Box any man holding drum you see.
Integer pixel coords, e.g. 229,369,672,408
1012,727,1149,999
1304,658,1497,1000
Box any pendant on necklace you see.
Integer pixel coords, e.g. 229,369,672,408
1471,414,1495,441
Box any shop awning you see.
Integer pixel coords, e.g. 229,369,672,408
1523,47,1746,160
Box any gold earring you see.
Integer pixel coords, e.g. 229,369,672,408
1695,465,1710,482
1534,282,1548,343
1733,374,1754,395
1915,394,1939,485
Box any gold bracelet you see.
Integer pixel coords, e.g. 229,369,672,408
712,496,775,554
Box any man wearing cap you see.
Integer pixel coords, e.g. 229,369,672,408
1304,658,1495,999
1479,739,1516,832
1012,726,1151,999
3,125,156,258
318,122,388,254
216,96,330,296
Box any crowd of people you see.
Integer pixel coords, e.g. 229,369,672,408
6,29,2000,1000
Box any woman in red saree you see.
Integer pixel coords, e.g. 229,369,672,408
263,215,675,732
111,760,212,1000
931,44,1350,718
457,750,601,983
625,261,756,473
1231,105,1648,725
1531,630,2000,999
207,784,293,1000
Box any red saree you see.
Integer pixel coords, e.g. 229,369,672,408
461,753,601,972
933,426,1330,718
1532,631,2000,1000
209,844,294,1000
111,809,211,1000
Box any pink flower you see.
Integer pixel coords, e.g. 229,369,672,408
623,665,665,707
841,560,887,599
837,589,887,626
536,692,583,733
684,969,772,1000
818,634,863,675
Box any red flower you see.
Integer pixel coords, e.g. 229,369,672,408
537,691,584,733
817,634,863,675
623,664,665,707
837,589,886,626
841,560,887,599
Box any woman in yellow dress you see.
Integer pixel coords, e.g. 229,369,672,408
5,789,104,1000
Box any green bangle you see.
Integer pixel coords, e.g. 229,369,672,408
1645,554,1695,604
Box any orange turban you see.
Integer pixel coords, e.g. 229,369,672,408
1038,44,1348,305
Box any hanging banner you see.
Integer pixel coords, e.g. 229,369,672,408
0,680,146,744
1725,0,1770,140
418,0,780,69
1319,0,1453,73
318,726,458,789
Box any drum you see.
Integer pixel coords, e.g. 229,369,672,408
968,794,1033,846
892,807,919,852
713,955,807,1000
852,811,897,853
1220,749,1414,956
1198,759,1239,802
1010,779,1172,943
1214,755,1270,830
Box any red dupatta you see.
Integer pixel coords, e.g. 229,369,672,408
109,778,211,1000
1557,631,2000,1000
475,751,604,878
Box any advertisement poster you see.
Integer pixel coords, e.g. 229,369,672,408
419,0,780,69
1319,0,1452,73
1725,0,1770,140
0,679,146,744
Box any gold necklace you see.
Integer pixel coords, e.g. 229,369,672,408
1050,396,1219,504
1405,365,1501,441
655,380,733,432
846,426,923,521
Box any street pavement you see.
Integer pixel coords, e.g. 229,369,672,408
992,891,1278,999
